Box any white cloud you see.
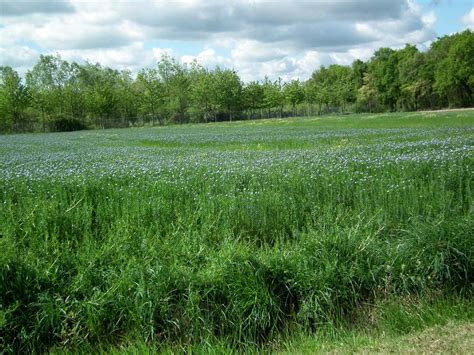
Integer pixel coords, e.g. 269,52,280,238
152,47,175,60
462,8,474,30
0,0,439,81
231,40,291,63
181,48,229,69
422,11,437,28
0,45,40,76
0,11,145,50
231,50,325,82
56,42,157,73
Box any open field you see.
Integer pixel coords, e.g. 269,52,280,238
1,111,473,352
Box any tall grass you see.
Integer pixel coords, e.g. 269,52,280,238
0,112,473,352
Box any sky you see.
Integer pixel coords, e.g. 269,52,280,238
0,0,473,82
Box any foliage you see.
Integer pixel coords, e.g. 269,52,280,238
263,76,285,118
243,81,265,119
0,66,30,132
284,79,304,116
1,30,473,133
434,31,474,107
189,64,218,123
214,68,243,121
357,73,379,112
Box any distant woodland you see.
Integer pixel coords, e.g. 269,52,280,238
0,30,473,133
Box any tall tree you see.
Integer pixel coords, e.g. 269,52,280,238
368,48,400,110
284,79,304,117
357,73,379,112
328,65,355,112
0,66,30,132
190,65,219,123
434,30,474,107
136,68,164,126
157,55,191,123
243,81,264,119
396,45,430,111
352,59,368,90
307,67,331,115
79,63,121,128
117,70,139,126
263,77,284,118
214,68,243,121
26,54,71,129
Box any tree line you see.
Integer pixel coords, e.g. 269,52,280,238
1,30,473,133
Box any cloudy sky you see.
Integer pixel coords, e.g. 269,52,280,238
1,0,473,81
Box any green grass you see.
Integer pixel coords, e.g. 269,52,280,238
1,111,473,352
42,291,473,353
279,297,474,354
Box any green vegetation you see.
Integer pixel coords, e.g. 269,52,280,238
280,305,474,354
1,111,473,352
50,297,474,353
1,30,473,133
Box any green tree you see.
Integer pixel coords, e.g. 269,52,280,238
136,68,164,126
306,67,331,115
357,72,379,112
243,81,264,119
368,48,400,110
214,68,243,121
263,77,284,118
352,59,368,89
396,45,432,111
303,79,316,116
157,55,191,123
328,65,355,112
56,62,88,125
190,64,219,123
434,30,474,107
284,79,304,116
79,63,121,128
0,66,30,132
117,70,139,126
26,54,71,129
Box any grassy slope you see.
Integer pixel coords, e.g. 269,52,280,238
280,323,474,354
55,293,474,353
280,297,473,354
1,111,473,352
348,323,473,354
